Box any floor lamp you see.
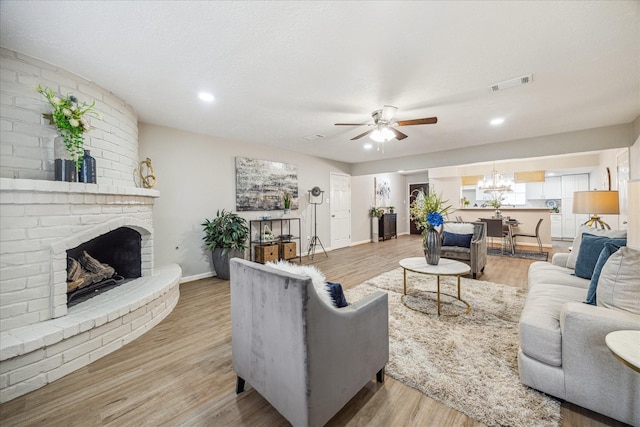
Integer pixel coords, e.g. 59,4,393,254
572,190,619,230
307,187,328,260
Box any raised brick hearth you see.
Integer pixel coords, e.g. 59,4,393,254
0,178,181,403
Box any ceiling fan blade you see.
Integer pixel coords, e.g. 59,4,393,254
351,129,374,140
335,123,367,126
380,105,398,123
389,127,408,140
396,117,438,126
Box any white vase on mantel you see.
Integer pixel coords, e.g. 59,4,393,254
53,136,77,182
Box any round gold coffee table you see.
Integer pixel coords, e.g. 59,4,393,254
399,257,471,316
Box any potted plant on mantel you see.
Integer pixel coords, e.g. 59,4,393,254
37,85,99,182
202,210,249,280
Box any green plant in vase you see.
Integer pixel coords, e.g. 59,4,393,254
37,85,99,169
283,191,292,212
370,206,384,218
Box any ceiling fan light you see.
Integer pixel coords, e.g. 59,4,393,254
370,126,395,143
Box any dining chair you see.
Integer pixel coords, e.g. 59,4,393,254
512,218,543,253
480,218,509,254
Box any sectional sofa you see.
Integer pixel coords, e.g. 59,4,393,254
517,225,639,425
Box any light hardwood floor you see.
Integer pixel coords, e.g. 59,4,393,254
0,235,627,426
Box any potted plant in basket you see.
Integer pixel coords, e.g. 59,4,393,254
409,189,452,265
202,209,249,280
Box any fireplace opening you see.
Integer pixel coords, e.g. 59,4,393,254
66,227,142,307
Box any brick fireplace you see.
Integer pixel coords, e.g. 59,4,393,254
0,47,182,403
0,179,181,403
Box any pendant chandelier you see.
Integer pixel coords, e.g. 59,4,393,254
477,164,514,193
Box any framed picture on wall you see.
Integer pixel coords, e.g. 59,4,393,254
235,157,299,211
375,177,391,207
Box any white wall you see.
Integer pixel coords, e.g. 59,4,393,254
138,123,350,280
350,172,408,244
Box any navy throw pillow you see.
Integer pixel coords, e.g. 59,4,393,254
584,241,626,305
325,282,349,308
442,231,473,248
574,234,627,280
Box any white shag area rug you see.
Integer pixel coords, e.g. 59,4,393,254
345,268,561,427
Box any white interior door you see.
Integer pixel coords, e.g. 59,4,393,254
330,173,351,250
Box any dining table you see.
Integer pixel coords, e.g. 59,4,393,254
478,217,521,255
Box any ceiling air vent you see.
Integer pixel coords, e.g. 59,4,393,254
489,73,533,93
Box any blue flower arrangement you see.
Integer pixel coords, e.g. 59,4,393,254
426,212,444,229
409,189,451,234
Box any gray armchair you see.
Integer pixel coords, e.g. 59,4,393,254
440,221,487,279
230,258,389,427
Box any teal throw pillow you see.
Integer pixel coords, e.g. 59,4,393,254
584,241,626,305
574,233,627,280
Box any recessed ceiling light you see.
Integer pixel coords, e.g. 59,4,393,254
364,143,373,150
198,92,215,102
490,118,505,125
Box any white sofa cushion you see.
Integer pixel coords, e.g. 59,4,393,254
527,261,590,290
597,247,640,314
519,283,587,367
566,225,626,270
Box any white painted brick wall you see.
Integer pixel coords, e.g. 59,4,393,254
0,47,138,186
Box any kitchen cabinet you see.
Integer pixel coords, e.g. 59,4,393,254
526,182,544,199
544,176,562,199
560,174,589,239
550,213,562,238
525,177,562,200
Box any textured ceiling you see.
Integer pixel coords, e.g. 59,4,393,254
1,1,638,166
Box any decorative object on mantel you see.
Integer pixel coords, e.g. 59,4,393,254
201,209,249,280
53,136,77,182
37,85,99,181
409,188,451,265
137,157,157,188
78,150,96,183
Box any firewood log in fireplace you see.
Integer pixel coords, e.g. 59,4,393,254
66,251,116,293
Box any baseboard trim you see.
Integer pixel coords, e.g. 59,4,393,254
180,271,214,283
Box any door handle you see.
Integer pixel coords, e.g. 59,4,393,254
331,215,335,217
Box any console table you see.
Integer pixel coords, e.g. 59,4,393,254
379,213,397,241
249,218,301,264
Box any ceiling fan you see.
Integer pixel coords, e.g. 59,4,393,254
335,105,437,142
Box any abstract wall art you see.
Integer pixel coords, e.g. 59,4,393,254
235,157,299,211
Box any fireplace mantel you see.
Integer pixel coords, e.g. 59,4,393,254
0,177,160,198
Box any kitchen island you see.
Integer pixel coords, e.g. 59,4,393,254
453,207,552,249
